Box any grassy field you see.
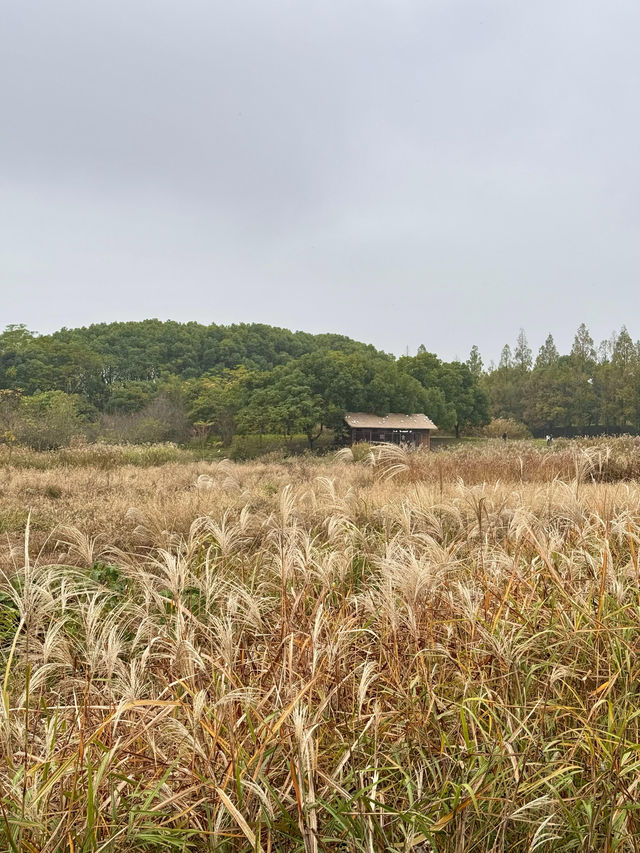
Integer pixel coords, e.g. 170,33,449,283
2,437,640,851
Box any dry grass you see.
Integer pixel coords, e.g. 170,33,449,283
2,438,640,851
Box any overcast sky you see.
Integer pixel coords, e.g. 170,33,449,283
2,0,639,363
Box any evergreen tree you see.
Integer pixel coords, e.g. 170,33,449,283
467,345,484,378
514,329,532,371
570,323,596,365
597,333,616,364
609,327,640,429
499,345,513,370
535,334,559,368
612,326,636,370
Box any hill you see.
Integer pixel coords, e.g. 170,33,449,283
0,321,488,450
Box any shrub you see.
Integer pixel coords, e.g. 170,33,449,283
100,394,191,444
15,391,92,450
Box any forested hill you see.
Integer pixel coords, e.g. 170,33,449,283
0,321,488,449
1,320,380,388
2,320,640,452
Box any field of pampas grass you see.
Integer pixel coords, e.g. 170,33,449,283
2,438,640,851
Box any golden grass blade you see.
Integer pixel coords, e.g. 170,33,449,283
215,787,263,853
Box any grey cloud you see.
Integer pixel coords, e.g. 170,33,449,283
2,0,639,360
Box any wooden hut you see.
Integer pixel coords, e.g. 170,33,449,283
344,412,438,448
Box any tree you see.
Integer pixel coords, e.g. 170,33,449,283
485,342,526,422
0,389,22,454
606,327,640,429
187,368,253,447
467,345,484,378
612,326,636,370
499,345,513,370
0,388,22,432
140,395,191,443
535,334,559,368
563,324,598,430
0,324,34,351
439,362,490,438
571,323,596,366
523,360,570,431
16,392,90,450
275,378,324,448
514,329,532,371
240,368,324,447
398,350,488,436
104,381,155,414
597,333,616,365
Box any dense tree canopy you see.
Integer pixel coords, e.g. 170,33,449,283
4,319,639,447
0,320,489,448
0,321,378,403
398,349,489,438
482,324,640,435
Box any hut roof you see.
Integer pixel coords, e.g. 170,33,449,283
344,412,438,430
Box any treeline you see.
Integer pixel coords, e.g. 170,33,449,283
0,321,488,450
480,323,640,435
5,319,634,450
